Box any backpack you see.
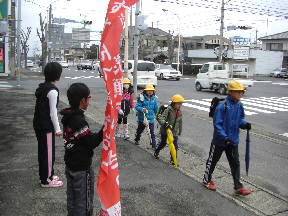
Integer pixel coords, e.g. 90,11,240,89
156,104,168,120
209,97,227,118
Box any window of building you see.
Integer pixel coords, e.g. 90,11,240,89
270,43,283,51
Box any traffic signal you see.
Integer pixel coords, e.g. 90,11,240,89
80,20,92,25
237,25,252,30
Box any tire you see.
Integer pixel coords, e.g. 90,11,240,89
277,74,280,78
195,82,202,91
219,85,227,95
176,78,180,81
160,74,164,80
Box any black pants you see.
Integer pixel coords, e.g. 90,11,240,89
203,143,243,190
117,116,128,124
134,121,156,147
66,167,95,216
155,134,178,161
35,130,55,184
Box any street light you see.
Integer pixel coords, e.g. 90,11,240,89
162,9,181,72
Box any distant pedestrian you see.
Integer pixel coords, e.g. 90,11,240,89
154,94,184,166
60,83,103,216
115,78,134,139
33,62,63,187
203,80,252,196
134,84,158,148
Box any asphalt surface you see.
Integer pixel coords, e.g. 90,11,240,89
0,82,257,215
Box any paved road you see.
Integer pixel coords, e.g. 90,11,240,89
4,66,288,200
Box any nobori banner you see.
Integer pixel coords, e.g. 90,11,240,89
0,0,8,21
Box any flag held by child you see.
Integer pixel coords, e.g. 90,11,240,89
97,0,139,215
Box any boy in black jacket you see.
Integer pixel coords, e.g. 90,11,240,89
60,83,103,216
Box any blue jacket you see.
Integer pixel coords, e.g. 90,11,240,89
136,93,158,123
212,96,247,147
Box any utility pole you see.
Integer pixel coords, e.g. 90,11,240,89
151,22,154,61
133,1,140,98
16,0,22,87
124,8,129,78
9,0,16,77
219,0,225,63
48,4,52,62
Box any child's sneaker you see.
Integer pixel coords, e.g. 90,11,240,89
41,179,63,188
124,134,130,140
115,133,121,138
52,175,59,181
203,181,217,191
154,151,159,159
235,187,251,196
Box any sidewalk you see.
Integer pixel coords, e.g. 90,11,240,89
0,88,257,215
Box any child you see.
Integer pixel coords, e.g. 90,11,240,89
60,83,103,215
115,78,134,139
134,84,158,149
203,80,252,196
154,94,184,166
33,62,63,188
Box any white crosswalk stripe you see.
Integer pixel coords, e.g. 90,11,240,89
280,133,288,138
65,75,100,80
183,97,288,116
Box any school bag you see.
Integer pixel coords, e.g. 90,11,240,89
209,97,227,118
156,104,168,120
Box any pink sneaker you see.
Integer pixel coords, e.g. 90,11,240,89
41,179,63,188
52,175,60,181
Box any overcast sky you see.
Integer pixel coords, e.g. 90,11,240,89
21,0,288,56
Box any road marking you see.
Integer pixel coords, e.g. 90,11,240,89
182,78,191,80
249,97,288,106
65,76,100,80
280,133,288,138
182,102,209,112
272,82,288,86
241,98,288,109
252,81,272,83
0,81,8,84
0,84,13,88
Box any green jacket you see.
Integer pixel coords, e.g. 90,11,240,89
157,105,182,136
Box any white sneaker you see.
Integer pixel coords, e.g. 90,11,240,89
41,179,63,188
115,133,122,138
124,134,130,140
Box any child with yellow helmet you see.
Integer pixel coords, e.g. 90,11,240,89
134,84,158,148
154,94,184,166
115,78,134,139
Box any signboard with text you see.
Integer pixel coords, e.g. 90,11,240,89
0,0,8,21
0,42,5,73
233,46,250,60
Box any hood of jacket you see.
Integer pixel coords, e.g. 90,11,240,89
60,108,84,126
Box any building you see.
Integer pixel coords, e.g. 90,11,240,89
259,31,288,68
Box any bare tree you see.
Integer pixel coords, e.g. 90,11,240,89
20,27,31,68
37,13,47,73
167,30,177,64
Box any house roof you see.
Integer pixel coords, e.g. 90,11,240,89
259,31,288,40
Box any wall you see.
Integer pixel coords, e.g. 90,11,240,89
250,49,283,75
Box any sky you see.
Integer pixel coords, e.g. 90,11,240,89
21,0,288,56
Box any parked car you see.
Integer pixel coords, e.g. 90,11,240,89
58,61,69,68
77,60,95,70
26,60,34,67
270,68,288,78
155,64,182,80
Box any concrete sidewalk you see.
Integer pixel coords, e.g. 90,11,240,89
0,88,257,216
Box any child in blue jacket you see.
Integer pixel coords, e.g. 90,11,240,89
134,84,158,149
203,80,252,196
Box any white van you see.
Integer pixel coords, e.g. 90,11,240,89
125,60,157,87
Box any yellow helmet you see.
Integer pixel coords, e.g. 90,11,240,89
123,78,131,84
171,94,185,103
227,80,245,91
144,84,155,91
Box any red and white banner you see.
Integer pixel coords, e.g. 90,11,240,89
97,1,138,215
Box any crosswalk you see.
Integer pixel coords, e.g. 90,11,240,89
0,81,13,89
65,75,100,80
183,97,288,116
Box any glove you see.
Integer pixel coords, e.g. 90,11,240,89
245,123,251,130
225,138,233,145
164,122,172,129
119,109,124,116
142,108,148,113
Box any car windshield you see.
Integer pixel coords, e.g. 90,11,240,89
160,65,173,70
137,63,155,71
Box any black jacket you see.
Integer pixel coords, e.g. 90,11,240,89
33,82,59,131
60,108,103,171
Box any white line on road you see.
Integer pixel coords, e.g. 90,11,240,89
280,133,288,138
0,84,13,88
241,98,288,109
0,81,8,84
272,83,288,86
249,97,288,106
